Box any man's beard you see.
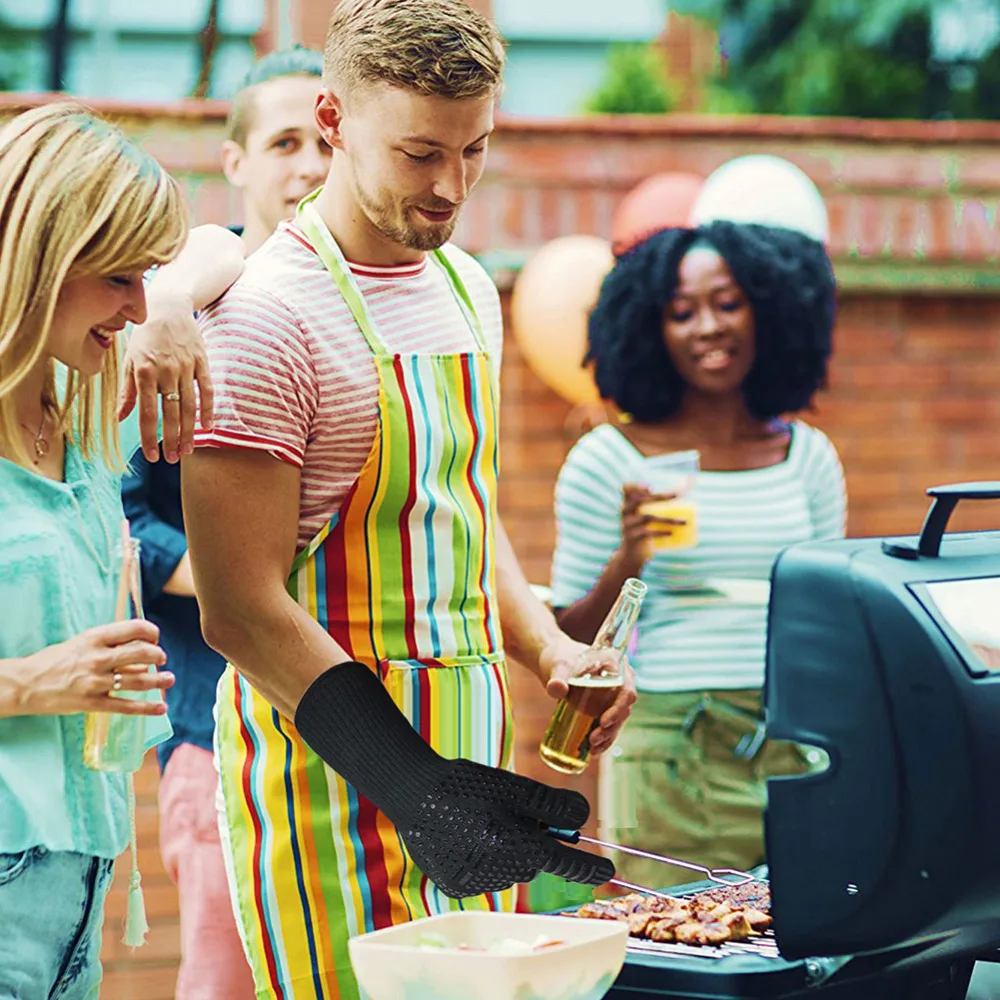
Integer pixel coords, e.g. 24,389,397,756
356,181,458,251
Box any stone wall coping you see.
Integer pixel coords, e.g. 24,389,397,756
498,113,1000,145
4,92,1000,145
0,92,232,123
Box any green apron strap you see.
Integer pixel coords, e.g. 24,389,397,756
297,193,388,357
296,188,486,358
431,247,488,355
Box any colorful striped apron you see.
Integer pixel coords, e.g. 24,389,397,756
215,195,515,1000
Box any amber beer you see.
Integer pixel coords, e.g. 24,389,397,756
540,578,647,774
539,672,622,775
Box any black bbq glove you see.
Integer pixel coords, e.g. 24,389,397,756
294,661,615,898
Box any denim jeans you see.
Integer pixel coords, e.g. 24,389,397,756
0,847,114,1000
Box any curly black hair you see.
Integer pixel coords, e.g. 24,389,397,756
585,221,836,422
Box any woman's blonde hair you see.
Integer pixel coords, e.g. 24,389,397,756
0,101,188,469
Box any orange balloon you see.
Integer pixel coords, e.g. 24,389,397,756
510,235,614,406
611,172,704,256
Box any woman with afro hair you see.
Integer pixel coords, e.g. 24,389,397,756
550,221,847,887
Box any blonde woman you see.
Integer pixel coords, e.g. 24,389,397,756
0,103,242,998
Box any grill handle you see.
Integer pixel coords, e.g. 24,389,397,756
882,482,1000,560
546,826,582,845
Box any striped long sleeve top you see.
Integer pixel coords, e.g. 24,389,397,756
551,422,847,693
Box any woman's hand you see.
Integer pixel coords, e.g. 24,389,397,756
8,620,174,717
119,294,214,466
618,482,686,573
118,224,244,464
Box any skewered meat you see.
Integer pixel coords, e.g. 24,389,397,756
694,882,771,911
647,921,678,943
675,921,731,946
627,912,659,937
575,901,624,921
645,909,693,943
694,901,732,922
718,911,753,941
567,881,773,949
742,907,773,932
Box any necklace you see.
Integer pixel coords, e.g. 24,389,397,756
19,413,49,464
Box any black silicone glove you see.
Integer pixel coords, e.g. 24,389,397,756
294,661,615,898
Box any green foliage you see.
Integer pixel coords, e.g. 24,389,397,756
670,0,1000,119
584,43,674,115
699,79,757,114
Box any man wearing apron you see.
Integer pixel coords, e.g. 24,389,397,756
183,1,635,997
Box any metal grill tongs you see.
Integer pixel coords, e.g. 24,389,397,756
545,826,757,899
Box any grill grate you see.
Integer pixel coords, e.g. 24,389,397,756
626,930,781,962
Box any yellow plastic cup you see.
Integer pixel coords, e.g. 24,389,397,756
638,450,700,551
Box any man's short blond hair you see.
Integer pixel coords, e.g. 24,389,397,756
324,0,505,100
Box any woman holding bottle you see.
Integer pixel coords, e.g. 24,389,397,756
551,221,846,888
0,103,242,997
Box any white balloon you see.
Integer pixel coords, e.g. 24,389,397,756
689,155,829,243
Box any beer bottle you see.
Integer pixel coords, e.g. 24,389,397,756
539,577,646,774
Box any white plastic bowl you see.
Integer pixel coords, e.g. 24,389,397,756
348,910,628,1000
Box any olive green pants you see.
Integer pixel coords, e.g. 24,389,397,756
600,689,808,889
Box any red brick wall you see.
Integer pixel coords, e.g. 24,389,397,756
3,94,1000,993
260,0,496,52
657,11,719,113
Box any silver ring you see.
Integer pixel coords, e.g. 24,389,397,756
163,391,181,402
112,672,123,692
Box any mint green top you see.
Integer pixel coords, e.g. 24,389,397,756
0,396,171,859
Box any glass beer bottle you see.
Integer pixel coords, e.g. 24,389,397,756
83,537,147,773
539,577,647,775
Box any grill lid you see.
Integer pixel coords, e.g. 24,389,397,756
764,483,1000,958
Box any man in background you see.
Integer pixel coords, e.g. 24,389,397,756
219,46,332,253
123,46,330,1000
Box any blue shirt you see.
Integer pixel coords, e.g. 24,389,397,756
121,447,226,771
0,404,171,860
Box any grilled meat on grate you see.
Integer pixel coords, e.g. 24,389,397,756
567,884,773,948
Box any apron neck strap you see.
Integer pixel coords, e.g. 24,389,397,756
297,191,487,357
430,246,488,354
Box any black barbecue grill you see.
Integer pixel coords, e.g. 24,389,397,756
582,484,1000,999
603,874,1000,998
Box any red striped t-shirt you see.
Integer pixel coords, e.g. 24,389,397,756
194,221,504,551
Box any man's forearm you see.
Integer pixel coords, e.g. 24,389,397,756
182,448,339,719
495,518,562,679
162,551,196,597
200,587,352,721
147,224,244,313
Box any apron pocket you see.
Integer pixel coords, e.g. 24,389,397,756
381,655,513,768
